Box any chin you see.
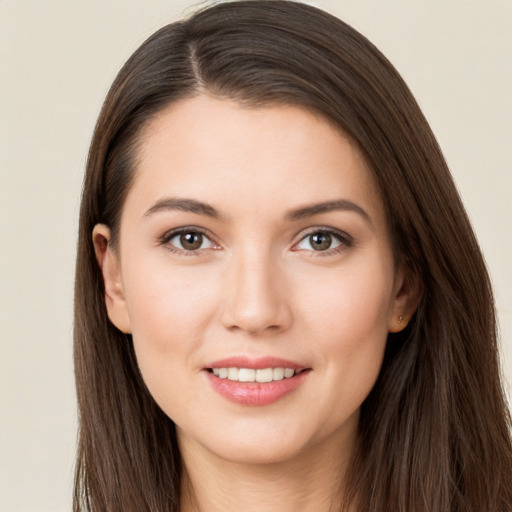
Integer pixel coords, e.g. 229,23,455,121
177,418,316,466
212,438,308,466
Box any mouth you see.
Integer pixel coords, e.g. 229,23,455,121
204,357,310,406
207,367,305,382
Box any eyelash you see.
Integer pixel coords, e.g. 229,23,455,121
159,226,219,256
293,227,354,257
158,226,353,257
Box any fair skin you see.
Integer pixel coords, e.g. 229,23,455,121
93,95,420,511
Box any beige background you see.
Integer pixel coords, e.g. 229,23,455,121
1,1,511,510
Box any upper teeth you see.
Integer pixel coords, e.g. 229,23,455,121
212,367,297,382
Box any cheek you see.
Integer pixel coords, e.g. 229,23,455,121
120,258,220,400
124,257,218,344
299,255,395,337
297,255,394,395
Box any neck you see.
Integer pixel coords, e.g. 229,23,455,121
179,427,357,512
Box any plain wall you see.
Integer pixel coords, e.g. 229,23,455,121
1,1,511,510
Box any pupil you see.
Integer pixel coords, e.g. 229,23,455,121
311,233,332,251
180,232,202,250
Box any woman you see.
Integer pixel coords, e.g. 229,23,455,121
73,1,512,511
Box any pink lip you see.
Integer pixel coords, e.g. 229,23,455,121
203,356,310,406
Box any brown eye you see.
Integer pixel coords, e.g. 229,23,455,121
309,233,332,251
166,230,214,252
180,232,204,250
295,230,346,253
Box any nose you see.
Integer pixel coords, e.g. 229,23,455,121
220,248,293,335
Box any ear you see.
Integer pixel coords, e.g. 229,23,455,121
388,264,424,333
92,224,132,334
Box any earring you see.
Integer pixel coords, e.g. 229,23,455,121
398,315,404,324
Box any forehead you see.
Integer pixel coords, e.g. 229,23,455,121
125,95,384,225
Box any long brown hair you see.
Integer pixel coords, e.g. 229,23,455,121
74,1,512,510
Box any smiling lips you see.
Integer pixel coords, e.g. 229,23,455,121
205,357,309,406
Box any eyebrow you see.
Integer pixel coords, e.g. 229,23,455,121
144,198,222,219
144,196,371,225
285,199,372,225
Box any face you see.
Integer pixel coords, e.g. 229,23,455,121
95,95,414,466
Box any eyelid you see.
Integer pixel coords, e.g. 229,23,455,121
158,225,353,256
292,226,354,254
159,226,221,253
